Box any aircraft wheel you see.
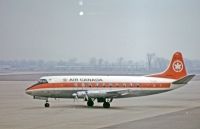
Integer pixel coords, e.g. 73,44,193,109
87,100,94,107
103,102,110,108
45,103,50,108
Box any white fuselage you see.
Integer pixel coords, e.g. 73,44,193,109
26,75,179,99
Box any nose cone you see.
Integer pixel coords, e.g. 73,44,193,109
25,89,32,95
25,86,34,96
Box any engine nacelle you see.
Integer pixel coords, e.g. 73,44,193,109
73,90,108,98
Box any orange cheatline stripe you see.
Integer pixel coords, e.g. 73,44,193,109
28,82,171,90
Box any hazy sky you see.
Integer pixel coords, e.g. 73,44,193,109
0,0,200,61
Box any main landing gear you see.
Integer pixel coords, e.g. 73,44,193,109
102,98,113,108
87,98,94,107
103,102,110,108
86,98,113,108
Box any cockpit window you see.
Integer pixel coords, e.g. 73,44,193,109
31,79,48,86
38,79,48,84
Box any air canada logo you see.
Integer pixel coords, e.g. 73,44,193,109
172,60,183,72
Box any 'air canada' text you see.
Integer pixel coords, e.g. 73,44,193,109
69,78,103,82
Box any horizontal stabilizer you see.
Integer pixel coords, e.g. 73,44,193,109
172,75,195,84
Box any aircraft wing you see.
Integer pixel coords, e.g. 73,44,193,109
74,89,132,98
106,89,132,97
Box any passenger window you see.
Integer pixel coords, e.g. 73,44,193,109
116,83,119,87
123,83,126,87
74,83,78,87
82,83,85,87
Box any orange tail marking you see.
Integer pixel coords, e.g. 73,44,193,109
149,52,187,79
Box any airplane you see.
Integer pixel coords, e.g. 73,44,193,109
26,52,195,108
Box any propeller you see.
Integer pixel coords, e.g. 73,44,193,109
72,93,79,102
83,94,89,101
72,91,89,102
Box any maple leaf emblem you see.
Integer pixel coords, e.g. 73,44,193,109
173,60,183,72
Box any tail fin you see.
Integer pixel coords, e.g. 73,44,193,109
148,52,187,79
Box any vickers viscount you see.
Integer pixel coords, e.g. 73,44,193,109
26,52,195,108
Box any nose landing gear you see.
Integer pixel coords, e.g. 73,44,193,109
44,100,50,108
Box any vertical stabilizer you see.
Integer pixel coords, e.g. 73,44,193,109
148,52,187,79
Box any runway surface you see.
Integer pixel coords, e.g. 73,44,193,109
0,76,200,129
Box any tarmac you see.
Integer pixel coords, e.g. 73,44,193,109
0,75,200,129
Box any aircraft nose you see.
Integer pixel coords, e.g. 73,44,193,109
25,89,32,95
25,86,34,95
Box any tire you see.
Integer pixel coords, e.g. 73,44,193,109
103,102,110,108
45,103,50,108
87,100,94,107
